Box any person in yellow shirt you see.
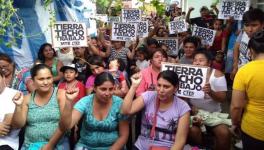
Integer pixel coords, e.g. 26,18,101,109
231,30,264,149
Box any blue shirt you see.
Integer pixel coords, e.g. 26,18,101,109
74,94,127,150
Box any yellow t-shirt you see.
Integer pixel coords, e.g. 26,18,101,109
233,60,264,141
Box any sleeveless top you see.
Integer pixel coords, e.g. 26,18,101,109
51,58,58,77
24,87,60,145
57,49,74,66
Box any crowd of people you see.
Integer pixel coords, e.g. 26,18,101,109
0,3,264,150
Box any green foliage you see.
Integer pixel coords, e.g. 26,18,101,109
150,0,166,17
0,0,54,47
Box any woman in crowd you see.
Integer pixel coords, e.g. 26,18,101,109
85,56,128,97
11,64,72,149
189,51,230,150
0,71,20,150
108,41,136,68
136,49,168,96
122,70,190,150
60,72,129,150
0,53,34,94
72,46,91,83
231,30,264,149
38,43,63,84
57,47,74,66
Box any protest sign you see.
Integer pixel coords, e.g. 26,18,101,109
155,37,178,56
169,19,187,34
111,22,137,41
136,21,149,38
122,9,141,22
161,63,208,99
218,0,250,20
108,16,121,23
192,26,216,46
51,22,87,48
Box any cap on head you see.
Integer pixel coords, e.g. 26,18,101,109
60,64,78,73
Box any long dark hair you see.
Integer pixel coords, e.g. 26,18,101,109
38,43,56,62
157,70,179,87
30,64,52,80
94,72,115,87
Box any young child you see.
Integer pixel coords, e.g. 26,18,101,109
135,48,149,70
58,64,86,104
212,51,225,71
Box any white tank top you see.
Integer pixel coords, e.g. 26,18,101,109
57,49,74,66
190,69,227,112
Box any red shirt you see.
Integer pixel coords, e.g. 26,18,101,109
58,80,86,104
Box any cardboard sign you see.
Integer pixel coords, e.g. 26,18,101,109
122,9,141,22
218,0,250,20
136,21,149,38
108,16,121,23
192,26,216,46
111,22,137,41
161,63,208,99
51,22,87,48
155,37,179,56
169,19,187,34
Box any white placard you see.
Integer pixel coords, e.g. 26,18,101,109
108,16,121,23
218,0,250,20
122,9,141,22
192,26,216,46
51,22,87,48
136,21,149,38
155,37,179,56
169,19,187,34
161,63,208,99
111,22,137,41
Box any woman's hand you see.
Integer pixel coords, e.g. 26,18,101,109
12,92,23,106
130,73,142,88
65,88,79,101
41,143,54,150
0,122,10,137
202,83,211,95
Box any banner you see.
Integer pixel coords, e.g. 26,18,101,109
192,26,216,46
122,9,141,22
161,63,208,99
168,19,187,34
51,22,87,48
155,37,178,56
111,22,137,41
136,21,149,38
218,0,250,20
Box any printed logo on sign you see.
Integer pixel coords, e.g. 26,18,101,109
52,22,87,48
136,21,148,38
169,20,187,34
122,9,141,22
161,63,208,99
218,0,249,20
192,27,216,46
156,38,179,55
111,22,137,41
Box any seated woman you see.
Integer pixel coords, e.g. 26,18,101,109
85,56,128,97
11,64,72,150
59,72,129,150
0,71,20,150
37,43,63,84
122,70,190,150
188,51,230,150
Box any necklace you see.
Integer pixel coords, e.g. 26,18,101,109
65,80,78,90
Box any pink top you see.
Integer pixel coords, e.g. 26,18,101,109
136,66,159,96
85,75,96,88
